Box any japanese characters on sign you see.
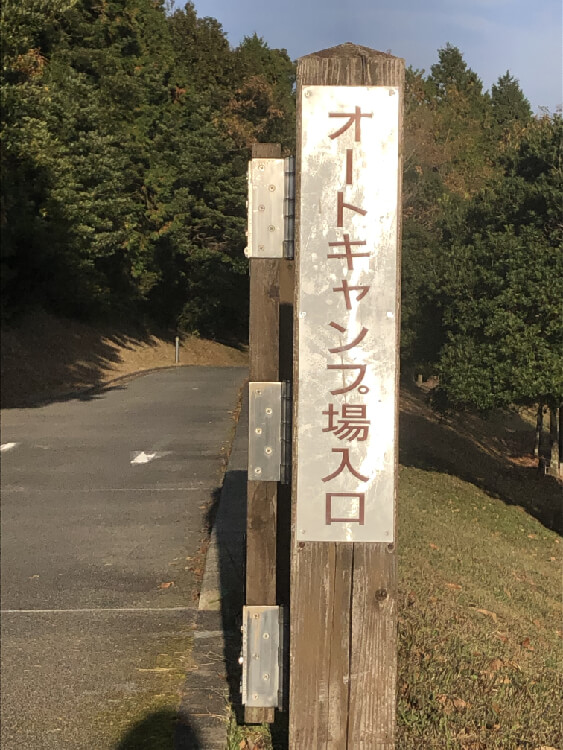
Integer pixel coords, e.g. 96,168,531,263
296,86,399,543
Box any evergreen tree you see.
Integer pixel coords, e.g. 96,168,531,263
491,71,532,128
436,116,563,412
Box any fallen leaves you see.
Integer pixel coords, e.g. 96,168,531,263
429,543,439,550
474,608,498,623
445,582,462,590
158,581,175,589
437,694,470,714
488,658,503,672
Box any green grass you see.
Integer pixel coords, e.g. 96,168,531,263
231,388,562,748
397,465,561,749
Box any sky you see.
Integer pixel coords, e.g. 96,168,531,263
174,0,562,115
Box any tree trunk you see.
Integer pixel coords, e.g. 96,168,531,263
534,403,543,458
549,406,559,475
559,406,563,477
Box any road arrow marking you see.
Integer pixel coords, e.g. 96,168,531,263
130,450,171,465
0,442,18,453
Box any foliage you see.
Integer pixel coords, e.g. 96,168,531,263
2,9,558,398
1,0,295,335
436,116,563,410
401,45,560,416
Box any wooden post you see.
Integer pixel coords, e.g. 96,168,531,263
549,405,559,475
245,142,282,725
290,45,404,748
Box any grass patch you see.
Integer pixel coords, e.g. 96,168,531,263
397,465,561,749
227,714,273,749
230,387,562,748
89,633,194,750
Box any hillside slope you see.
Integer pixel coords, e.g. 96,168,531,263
1,310,247,408
397,386,562,749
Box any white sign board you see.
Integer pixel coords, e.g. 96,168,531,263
296,85,399,543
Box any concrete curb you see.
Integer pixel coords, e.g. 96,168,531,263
177,389,249,749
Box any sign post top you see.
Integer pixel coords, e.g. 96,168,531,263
297,43,405,88
298,42,404,64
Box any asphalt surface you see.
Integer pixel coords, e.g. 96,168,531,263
1,366,247,750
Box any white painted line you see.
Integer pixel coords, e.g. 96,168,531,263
0,442,18,453
1,607,198,614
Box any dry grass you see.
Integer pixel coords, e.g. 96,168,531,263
1,309,248,408
232,385,562,750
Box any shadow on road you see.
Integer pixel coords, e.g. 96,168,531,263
115,708,203,749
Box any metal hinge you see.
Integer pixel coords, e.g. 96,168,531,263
280,380,292,484
283,156,295,259
245,157,295,259
240,605,288,709
248,381,292,484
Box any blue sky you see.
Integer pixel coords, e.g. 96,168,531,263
173,0,562,114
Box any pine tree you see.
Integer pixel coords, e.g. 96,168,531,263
491,71,532,128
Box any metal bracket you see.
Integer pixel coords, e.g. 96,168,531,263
248,382,282,481
245,157,295,259
248,382,291,483
240,605,286,709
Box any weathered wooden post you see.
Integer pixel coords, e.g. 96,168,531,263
290,44,404,747
242,143,294,724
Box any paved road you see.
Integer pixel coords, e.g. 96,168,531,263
0,366,246,749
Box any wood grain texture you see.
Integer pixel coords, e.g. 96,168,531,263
290,45,404,748
245,142,282,725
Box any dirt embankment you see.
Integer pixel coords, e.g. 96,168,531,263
1,309,248,408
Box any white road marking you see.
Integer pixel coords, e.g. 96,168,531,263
0,442,18,453
131,451,157,464
130,450,171,465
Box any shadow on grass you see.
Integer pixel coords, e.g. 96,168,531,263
115,708,203,749
1,311,160,409
399,382,562,534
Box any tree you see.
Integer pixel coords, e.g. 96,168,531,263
436,117,562,423
225,34,296,151
491,71,532,129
